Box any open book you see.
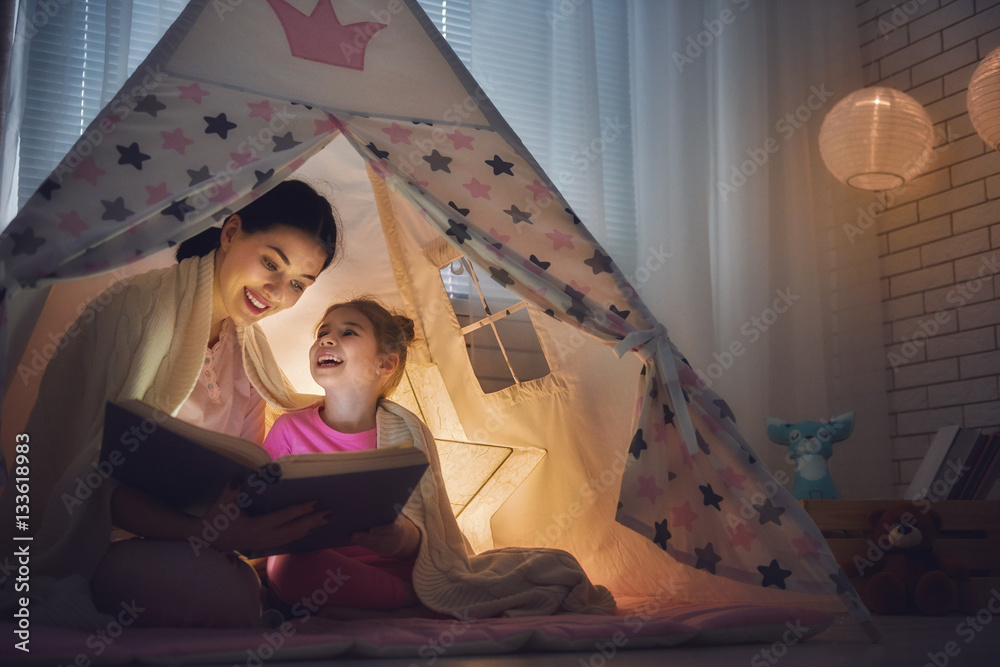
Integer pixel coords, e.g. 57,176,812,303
101,399,429,557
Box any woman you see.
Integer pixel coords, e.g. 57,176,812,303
1,180,338,629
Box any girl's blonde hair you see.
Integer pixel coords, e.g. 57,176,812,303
317,297,416,398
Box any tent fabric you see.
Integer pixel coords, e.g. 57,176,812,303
0,0,870,629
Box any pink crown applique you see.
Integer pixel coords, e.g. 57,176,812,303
267,0,386,71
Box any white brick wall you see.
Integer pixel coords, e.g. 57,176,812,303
858,0,1000,497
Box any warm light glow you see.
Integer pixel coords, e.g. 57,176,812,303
392,362,546,553
968,46,1000,151
818,87,935,191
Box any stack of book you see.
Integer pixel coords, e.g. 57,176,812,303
906,425,1000,502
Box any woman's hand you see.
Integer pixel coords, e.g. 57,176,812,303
110,482,328,557
351,514,421,559
203,482,329,556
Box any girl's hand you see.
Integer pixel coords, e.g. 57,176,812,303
203,482,328,556
351,515,421,559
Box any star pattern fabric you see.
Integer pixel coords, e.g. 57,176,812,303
1,77,337,278
0,0,869,628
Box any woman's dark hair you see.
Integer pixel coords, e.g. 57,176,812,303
176,180,339,271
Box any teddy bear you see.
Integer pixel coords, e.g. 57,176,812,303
841,502,968,615
766,412,854,499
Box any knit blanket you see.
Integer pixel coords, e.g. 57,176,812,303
376,400,615,618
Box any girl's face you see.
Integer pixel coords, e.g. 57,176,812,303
213,216,326,328
310,306,397,396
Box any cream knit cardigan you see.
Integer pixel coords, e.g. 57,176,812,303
377,400,615,618
1,251,613,627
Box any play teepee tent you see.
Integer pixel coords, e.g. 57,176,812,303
1,0,876,646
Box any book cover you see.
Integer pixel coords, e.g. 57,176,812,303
906,424,961,500
948,431,992,500
968,433,1000,500
101,400,429,556
934,427,982,500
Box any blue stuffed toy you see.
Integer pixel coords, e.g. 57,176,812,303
766,412,854,500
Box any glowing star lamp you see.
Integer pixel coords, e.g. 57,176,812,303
818,87,935,190
968,46,1000,151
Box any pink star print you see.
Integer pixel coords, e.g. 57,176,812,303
635,475,663,504
728,523,757,551
446,129,474,150
209,181,237,204
653,420,667,443
247,100,275,121
314,113,343,136
670,502,699,531
526,179,552,201
229,150,256,169
161,128,194,155
489,228,511,244
546,228,574,251
145,182,171,205
462,177,492,200
680,443,695,470
382,122,413,145
57,210,88,238
717,465,748,491
73,157,105,187
568,280,590,296
178,82,210,103
791,532,822,560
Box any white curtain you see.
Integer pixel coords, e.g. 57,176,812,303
630,0,892,496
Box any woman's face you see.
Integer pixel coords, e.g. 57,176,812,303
213,215,327,327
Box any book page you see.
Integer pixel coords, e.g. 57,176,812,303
275,444,426,479
113,399,272,470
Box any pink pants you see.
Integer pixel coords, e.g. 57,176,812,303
266,546,416,610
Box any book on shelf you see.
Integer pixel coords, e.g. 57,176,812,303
941,428,987,500
907,425,1000,502
101,399,429,557
906,424,961,500
966,432,1000,500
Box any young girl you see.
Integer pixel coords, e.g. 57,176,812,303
261,298,616,620
263,297,423,612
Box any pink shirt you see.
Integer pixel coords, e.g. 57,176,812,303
175,317,264,441
262,404,378,458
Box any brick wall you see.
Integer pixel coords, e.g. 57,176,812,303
856,0,1000,496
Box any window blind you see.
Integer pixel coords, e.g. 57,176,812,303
17,0,185,207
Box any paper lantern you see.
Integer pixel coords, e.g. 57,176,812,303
968,46,1000,151
818,87,935,190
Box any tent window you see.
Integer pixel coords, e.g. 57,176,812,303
440,260,550,394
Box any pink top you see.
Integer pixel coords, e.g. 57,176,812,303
175,317,264,441
262,404,378,458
